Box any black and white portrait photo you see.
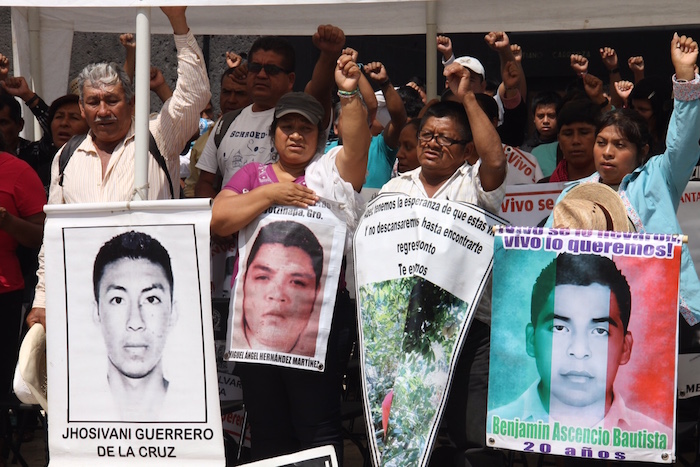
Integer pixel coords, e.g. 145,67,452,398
65,225,207,422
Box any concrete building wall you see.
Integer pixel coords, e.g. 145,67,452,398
0,7,257,118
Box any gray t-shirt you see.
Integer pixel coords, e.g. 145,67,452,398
196,105,277,186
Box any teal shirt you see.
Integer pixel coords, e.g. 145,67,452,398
547,76,700,325
364,133,398,189
325,133,397,189
531,141,558,178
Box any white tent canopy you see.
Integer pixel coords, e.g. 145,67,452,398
5,0,700,199
8,0,700,104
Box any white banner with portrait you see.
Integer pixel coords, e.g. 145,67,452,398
225,200,346,372
678,180,700,279
44,199,224,467
354,193,504,467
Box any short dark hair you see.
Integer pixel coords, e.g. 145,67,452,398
597,108,651,166
0,94,22,123
397,85,424,119
474,93,499,123
93,231,174,302
531,91,562,116
557,99,600,129
531,253,632,333
629,77,672,121
420,101,472,143
485,79,500,95
48,94,80,124
220,67,237,86
440,88,456,102
246,221,323,288
248,36,296,73
403,118,421,135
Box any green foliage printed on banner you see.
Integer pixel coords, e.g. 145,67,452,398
360,277,469,466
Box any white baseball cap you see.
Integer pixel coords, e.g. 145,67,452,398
454,56,485,80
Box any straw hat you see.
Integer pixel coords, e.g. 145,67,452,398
552,183,634,233
14,324,48,411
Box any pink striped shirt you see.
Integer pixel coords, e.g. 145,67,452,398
32,30,211,309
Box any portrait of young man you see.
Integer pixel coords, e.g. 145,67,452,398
66,227,207,422
232,221,327,357
92,231,177,421
490,253,671,436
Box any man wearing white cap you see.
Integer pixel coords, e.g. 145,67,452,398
437,33,528,148
438,35,488,94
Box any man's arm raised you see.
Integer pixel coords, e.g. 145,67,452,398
335,55,371,191
161,6,189,35
445,63,506,191
304,25,345,128
364,62,407,148
151,6,211,162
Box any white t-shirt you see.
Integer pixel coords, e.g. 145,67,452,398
196,105,277,186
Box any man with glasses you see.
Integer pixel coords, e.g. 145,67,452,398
195,27,344,197
380,64,506,210
378,63,507,467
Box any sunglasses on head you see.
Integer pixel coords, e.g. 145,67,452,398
248,62,292,76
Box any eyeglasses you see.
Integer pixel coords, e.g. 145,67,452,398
248,62,292,76
418,131,468,147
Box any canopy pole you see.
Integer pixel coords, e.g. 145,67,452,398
425,1,438,102
28,7,41,141
133,7,151,201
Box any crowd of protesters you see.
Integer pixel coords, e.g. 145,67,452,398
2,6,699,466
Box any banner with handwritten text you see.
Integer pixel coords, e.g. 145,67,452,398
354,193,504,466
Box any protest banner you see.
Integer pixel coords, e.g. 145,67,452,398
44,199,224,466
503,145,544,185
354,193,504,466
661,180,700,400
241,445,338,467
498,182,563,227
208,229,248,444
211,299,250,448
677,180,700,276
488,226,681,463
224,200,346,372
678,354,700,399
210,243,236,300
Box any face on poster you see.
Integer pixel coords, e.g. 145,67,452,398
522,254,633,427
488,230,680,461
229,216,341,365
65,225,207,423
